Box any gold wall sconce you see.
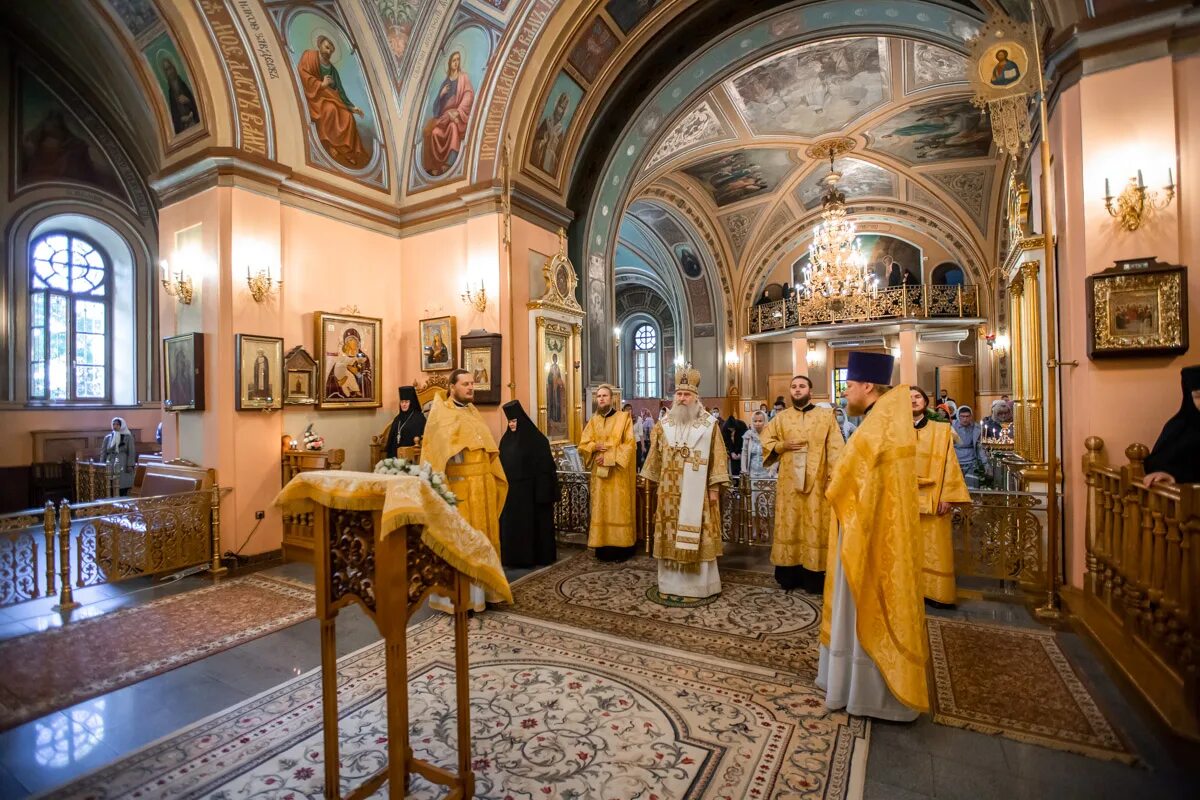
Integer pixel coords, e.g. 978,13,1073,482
461,279,487,312
160,259,193,305
246,265,281,303
1104,170,1175,231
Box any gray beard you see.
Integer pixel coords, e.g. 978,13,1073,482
667,400,705,426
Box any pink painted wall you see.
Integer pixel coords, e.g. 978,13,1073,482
1051,56,1200,587
0,409,162,467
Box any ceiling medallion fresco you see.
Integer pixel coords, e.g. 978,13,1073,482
866,96,993,164
726,37,890,138
905,40,969,93
794,157,897,210
680,148,799,207
644,99,733,172
926,166,996,232
720,205,763,263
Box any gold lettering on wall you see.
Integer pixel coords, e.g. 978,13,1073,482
195,0,273,156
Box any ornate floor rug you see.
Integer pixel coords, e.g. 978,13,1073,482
926,617,1136,763
43,613,868,800
0,574,313,732
507,552,822,675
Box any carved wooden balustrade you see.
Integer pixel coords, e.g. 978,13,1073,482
1072,437,1200,740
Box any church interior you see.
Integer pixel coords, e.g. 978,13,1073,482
0,0,1198,797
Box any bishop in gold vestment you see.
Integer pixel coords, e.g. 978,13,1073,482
911,388,971,605
641,366,729,598
578,384,637,561
760,375,843,592
817,352,928,721
422,370,508,613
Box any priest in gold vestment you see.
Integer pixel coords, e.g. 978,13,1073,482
578,384,637,561
817,352,928,721
423,369,508,613
641,366,730,598
760,374,843,593
911,387,971,606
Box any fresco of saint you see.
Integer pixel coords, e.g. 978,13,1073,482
421,51,474,176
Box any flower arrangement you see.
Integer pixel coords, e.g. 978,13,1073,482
373,457,458,507
302,424,324,452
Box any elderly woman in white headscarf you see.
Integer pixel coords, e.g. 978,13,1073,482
833,407,857,440
741,410,778,479
101,417,137,495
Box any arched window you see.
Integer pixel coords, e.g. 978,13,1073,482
29,232,111,401
633,323,658,398
931,262,965,286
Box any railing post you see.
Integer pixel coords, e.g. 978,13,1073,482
1082,437,1104,596
53,501,77,611
43,501,56,597
902,286,909,317
210,483,228,576
956,285,963,316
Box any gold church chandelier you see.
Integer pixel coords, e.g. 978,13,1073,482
799,159,875,299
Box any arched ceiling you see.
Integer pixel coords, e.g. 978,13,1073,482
627,33,1004,290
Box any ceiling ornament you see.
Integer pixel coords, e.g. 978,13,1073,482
967,14,1036,155
645,100,731,172
799,155,874,299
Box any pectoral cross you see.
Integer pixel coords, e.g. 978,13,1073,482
683,448,706,473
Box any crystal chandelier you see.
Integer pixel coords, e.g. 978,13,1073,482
799,161,874,298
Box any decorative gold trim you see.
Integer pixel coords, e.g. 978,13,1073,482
534,317,582,444
805,137,855,161
528,229,585,316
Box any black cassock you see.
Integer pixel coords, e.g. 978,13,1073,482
385,385,426,458
499,400,558,568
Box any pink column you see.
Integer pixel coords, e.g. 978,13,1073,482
898,326,918,386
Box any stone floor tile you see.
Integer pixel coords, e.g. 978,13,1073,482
866,742,935,795
0,709,124,795
874,718,1007,771
864,777,930,799
930,754,1032,800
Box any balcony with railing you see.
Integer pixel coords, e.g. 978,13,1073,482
749,284,982,334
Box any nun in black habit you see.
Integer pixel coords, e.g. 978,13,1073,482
499,400,558,568
1143,365,1200,487
385,385,426,458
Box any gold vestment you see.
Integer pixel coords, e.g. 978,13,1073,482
761,406,844,570
915,420,971,604
640,420,729,564
578,409,637,548
421,392,508,557
821,385,929,713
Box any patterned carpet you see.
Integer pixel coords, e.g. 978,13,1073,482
927,617,1136,763
508,552,822,674
0,575,313,732
43,613,867,800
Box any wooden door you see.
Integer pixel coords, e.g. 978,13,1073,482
936,365,976,412
768,374,792,408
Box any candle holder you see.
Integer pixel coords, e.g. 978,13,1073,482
246,266,281,303
1104,170,1175,232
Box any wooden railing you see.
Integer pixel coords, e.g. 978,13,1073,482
749,284,981,333
75,459,119,503
1072,437,1200,740
0,487,224,611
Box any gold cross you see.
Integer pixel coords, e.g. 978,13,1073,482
682,447,707,473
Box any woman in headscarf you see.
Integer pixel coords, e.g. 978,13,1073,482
498,400,558,568
833,407,857,440
101,417,137,496
385,385,426,459
1144,365,1200,487
741,410,777,479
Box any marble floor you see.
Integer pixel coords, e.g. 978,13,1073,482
0,546,1197,798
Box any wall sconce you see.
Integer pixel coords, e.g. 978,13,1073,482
673,355,686,368
613,326,622,344
724,350,741,369
1104,169,1174,231
246,265,281,303
461,279,487,312
159,259,193,305
805,343,822,367
984,328,1010,352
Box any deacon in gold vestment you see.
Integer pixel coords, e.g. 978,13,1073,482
760,374,843,593
817,352,928,721
641,366,730,598
422,369,508,613
911,387,971,605
578,384,637,561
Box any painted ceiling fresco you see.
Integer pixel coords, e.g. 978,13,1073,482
794,157,897,210
727,37,891,138
625,30,1001,282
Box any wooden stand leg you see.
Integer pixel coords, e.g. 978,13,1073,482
320,617,341,800
453,576,474,798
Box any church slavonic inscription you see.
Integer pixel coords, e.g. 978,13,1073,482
196,0,273,156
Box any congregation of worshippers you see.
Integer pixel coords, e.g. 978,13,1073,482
384,350,996,722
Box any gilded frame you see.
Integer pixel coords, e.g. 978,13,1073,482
1087,259,1188,359
419,315,457,372
535,317,583,444
314,311,383,409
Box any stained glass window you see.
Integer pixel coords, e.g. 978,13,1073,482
29,233,109,401
633,323,658,399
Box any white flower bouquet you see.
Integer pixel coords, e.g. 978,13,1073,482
373,457,458,506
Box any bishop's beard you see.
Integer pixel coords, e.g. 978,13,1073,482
667,399,705,426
